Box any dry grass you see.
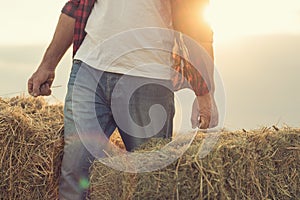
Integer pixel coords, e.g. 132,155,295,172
0,96,299,199
0,96,124,199
90,128,300,200
0,96,64,199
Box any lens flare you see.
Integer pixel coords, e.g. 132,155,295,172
79,178,90,189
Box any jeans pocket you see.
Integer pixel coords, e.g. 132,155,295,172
67,60,82,88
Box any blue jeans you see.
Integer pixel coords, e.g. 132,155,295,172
59,60,174,199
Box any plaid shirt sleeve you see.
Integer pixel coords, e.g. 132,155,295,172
172,0,213,96
61,0,95,56
61,0,80,19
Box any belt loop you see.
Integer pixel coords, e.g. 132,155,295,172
73,59,82,65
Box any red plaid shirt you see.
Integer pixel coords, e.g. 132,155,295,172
61,0,211,96
62,0,95,55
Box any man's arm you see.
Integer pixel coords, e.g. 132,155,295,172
171,0,213,50
171,0,218,129
28,13,75,97
171,0,214,92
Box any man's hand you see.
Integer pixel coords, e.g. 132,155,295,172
191,93,219,129
28,67,55,97
27,13,75,97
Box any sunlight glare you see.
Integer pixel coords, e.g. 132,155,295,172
203,0,300,42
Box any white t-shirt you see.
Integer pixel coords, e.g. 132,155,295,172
75,0,174,80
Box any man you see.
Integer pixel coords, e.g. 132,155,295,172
28,0,218,199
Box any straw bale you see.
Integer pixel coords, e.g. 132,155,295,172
0,96,124,199
90,128,300,200
0,96,64,199
1,96,299,199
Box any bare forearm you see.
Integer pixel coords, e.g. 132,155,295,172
28,10,75,97
40,13,75,71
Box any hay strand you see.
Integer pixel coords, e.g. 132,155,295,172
0,96,64,199
90,128,300,200
0,96,299,199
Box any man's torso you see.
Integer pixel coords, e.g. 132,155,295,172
75,0,174,80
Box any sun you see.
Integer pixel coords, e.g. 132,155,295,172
202,0,300,42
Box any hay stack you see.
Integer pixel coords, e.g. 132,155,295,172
1,96,299,199
0,96,64,199
90,128,300,200
0,96,124,199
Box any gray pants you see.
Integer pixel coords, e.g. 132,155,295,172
59,61,175,199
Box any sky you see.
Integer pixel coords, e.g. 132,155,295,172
206,0,300,42
1,0,65,45
0,0,300,130
1,0,300,45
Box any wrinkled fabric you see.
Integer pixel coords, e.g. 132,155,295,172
60,60,174,199
61,0,212,96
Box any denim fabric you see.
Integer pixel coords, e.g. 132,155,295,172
59,60,174,199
